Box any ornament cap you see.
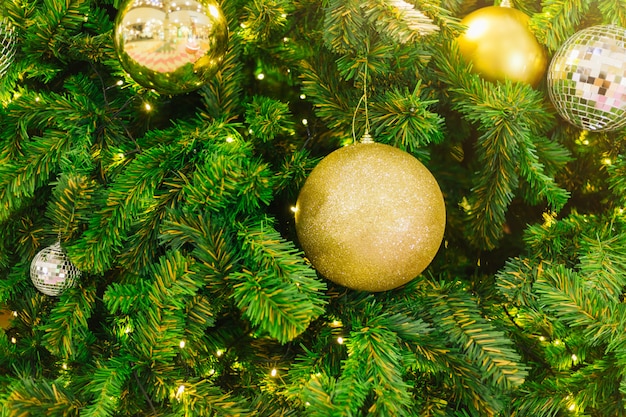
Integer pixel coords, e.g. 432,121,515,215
360,131,374,144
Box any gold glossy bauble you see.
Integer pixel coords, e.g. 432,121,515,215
114,0,228,94
0,308,13,330
547,25,626,131
457,6,547,86
295,142,446,292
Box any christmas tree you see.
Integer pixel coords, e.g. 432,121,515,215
2,0,626,415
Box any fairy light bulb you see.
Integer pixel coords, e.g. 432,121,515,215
270,368,278,377
337,336,344,345
179,340,186,348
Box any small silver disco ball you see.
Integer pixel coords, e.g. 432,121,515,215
30,242,81,296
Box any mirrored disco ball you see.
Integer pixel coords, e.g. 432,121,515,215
30,242,81,296
547,25,626,131
0,17,17,78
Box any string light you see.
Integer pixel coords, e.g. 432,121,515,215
179,340,186,348
337,336,344,344
299,94,306,99
571,354,578,362
257,73,265,80
62,363,68,370
175,384,185,400
216,349,224,357
10,337,16,344
290,206,297,213
225,136,235,143
301,119,308,126
270,368,278,377
144,103,152,112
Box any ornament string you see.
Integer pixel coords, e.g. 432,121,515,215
352,58,373,144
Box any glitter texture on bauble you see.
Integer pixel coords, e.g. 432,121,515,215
295,142,446,292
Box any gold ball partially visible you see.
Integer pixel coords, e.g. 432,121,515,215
113,0,228,94
457,6,547,86
295,142,446,292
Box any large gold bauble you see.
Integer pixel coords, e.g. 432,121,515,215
114,0,228,95
295,142,446,292
457,6,547,86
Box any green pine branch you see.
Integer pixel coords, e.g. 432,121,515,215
42,285,97,360
80,357,133,417
426,282,529,390
530,0,589,51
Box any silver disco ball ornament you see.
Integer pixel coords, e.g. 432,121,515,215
0,17,17,78
547,25,626,131
30,242,81,296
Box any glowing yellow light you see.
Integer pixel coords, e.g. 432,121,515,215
226,136,234,143
582,139,589,145
10,337,16,344
12,311,17,317
330,320,342,327
290,206,297,213
116,80,124,86
62,363,68,370
301,119,308,126
124,326,131,334
176,384,185,400
208,369,215,375
602,157,612,165
568,403,576,411
539,336,546,341
554,340,561,345
35,97,40,102
216,349,224,357
337,337,344,344
179,340,186,348
571,354,578,361
257,73,265,80
144,103,152,111
299,94,306,99
270,368,278,377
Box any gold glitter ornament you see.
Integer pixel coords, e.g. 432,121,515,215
295,141,446,292
547,25,626,131
456,5,547,86
113,0,228,94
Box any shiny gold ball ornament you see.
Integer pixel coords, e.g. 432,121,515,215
30,242,81,296
114,0,228,94
295,142,446,292
547,25,626,131
456,5,547,86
